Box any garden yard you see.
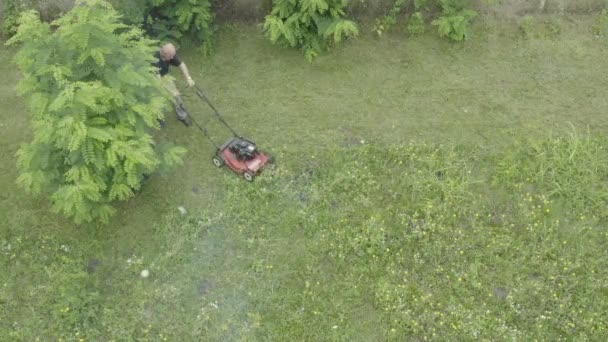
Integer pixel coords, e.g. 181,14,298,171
1,1,608,340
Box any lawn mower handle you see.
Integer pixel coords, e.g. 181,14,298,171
194,85,239,138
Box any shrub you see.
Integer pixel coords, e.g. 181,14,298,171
431,0,477,41
263,0,359,62
145,0,216,55
407,11,426,35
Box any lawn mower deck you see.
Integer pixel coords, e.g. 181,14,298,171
212,137,272,182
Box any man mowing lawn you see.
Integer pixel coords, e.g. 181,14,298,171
153,42,196,127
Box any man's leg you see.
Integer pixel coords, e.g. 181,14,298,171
174,95,192,126
161,75,192,127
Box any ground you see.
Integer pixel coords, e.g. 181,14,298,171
1,16,608,340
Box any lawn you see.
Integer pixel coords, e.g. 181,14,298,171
2,16,608,340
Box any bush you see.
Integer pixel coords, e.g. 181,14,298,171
108,0,217,55
431,0,477,41
373,0,407,36
145,0,216,55
6,0,186,224
263,0,359,62
406,11,426,35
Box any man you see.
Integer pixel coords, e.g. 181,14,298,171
153,43,196,126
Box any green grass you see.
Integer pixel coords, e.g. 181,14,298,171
2,16,608,340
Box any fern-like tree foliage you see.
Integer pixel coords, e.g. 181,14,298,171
263,0,359,61
6,0,187,224
431,0,477,41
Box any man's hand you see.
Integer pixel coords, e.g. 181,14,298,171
187,77,195,87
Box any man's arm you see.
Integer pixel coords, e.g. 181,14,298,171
178,62,195,87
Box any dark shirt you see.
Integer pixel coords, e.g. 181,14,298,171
153,51,182,76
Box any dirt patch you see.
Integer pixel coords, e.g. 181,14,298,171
338,126,364,147
86,259,102,274
493,287,509,300
197,279,215,296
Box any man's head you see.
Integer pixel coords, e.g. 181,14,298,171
160,43,177,61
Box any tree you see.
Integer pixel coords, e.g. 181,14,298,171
6,0,187,224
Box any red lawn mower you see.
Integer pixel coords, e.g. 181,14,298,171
184,86,273,181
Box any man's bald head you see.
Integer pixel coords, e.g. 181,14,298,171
160,43,177,61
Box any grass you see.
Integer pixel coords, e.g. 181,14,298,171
2,15,608,340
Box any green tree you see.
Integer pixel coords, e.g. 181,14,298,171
263,0,359,61
6,0,187,224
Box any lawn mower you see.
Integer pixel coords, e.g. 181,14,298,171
182,85,272,182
